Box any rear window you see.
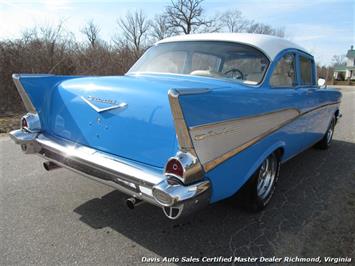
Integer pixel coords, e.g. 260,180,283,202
299,56,314,85
128,41,269,85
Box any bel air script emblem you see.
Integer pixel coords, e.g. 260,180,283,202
81,96,128,113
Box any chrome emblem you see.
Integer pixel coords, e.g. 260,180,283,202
81,96,128,113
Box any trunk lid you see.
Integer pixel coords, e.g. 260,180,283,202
44,74,224,167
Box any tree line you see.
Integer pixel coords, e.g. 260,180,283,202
0,0,333,115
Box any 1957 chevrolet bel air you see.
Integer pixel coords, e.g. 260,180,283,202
10,33,342,219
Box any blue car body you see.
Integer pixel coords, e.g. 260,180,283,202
10,33,342,219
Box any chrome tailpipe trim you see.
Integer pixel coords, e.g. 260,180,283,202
43,161,61,171
126,197,143,209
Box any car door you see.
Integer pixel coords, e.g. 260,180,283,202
268,51,310,155
296,54,328,146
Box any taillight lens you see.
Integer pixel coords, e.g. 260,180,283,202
165,158,184,178
21,117,28,129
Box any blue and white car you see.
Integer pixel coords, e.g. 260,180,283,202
10,33,342,219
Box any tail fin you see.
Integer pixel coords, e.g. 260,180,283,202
12,74,78,113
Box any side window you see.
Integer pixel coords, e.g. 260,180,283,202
299,56,314,85
270,53,296,87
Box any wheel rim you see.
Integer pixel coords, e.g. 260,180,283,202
326,121,334,144
257,155,277,200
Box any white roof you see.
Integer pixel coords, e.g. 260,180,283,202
156,33,308,61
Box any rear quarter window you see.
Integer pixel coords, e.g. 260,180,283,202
270,53,296,87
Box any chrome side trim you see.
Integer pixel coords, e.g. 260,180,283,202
189,102,340,172
174,88,210,95
168,89,194,153
12,74,36,112
190,109,300,172
168,89,206,184
168,88,210,154
301,102,340,117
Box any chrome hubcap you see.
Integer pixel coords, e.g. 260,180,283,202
257,155,277,200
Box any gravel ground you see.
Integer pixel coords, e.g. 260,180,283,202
0,88,354,265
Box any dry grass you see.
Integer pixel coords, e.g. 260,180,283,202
0,114,23,133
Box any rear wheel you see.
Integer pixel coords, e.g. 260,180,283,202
244,153,280,211
315,116,335,150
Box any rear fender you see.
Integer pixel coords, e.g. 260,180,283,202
243,141,285,182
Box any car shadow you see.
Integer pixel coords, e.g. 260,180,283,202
73,139,355,262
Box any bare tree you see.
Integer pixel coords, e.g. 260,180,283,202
317,64,333,81
117,10,150,57
165,0,211,34
246,21,285,37
273,27,285,38
151,14,174,41
81,20,101,48
39,22,64,44
213,9,285,37
36,22,69,72
196,13,222,33
331,55,346,66
219,9,248,33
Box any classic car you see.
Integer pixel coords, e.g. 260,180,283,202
10,33,342,219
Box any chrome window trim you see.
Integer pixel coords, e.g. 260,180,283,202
269,52,297,89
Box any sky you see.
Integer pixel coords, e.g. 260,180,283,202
0,0,354,65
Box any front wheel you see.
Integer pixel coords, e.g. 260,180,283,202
244,153,280,211
315,116,335,150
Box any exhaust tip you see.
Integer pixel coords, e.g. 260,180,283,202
43,161,60,171
126,197,142,210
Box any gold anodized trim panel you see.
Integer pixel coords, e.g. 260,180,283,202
190,108,301,171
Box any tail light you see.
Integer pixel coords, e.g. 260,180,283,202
165,158,184,178
21,117,28,129
164,152,204,184
20,113,41,133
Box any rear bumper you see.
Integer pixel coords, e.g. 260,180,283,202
9,129,211,219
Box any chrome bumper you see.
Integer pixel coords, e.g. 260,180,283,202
9,129,211,219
